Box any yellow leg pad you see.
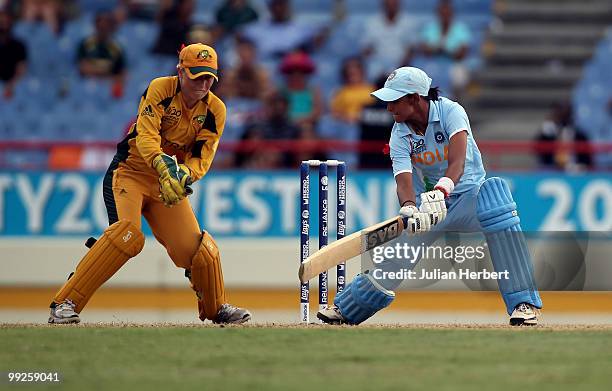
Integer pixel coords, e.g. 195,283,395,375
53,220,145,313
190,231,226,321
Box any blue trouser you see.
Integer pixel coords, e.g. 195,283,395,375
335,178,542,323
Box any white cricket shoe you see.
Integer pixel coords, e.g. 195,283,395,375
317,305,347,325
510,303,540,326
213,304,252,324
48,300,80,324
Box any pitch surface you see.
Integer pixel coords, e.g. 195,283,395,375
1,324,610,390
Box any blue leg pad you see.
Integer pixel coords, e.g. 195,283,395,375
477,177,543,314
334,273,395,325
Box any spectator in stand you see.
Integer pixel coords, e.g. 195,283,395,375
77,11,126,98
242,0,323,58
598,98,612,168
213,36,269,168
220,35,270,101
0,10,27,99
359,75,393,168
152,0,194,56
535,102,592,171
236,90,301,168
361,0,417,77
187,24,213,45
215,0,258,38
118,0,159,20
421,0,470,60
330,57,374,123
20,0,62,34
294,120,327,167
605,98,612,138
420,0,472,98
278,50,322,127
358,75,394,169
19,0,79,33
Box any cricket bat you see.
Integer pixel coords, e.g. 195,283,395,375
298,215,410,283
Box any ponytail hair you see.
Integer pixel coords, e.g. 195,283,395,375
426,87,440,101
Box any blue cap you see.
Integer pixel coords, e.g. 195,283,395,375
371,67,432,102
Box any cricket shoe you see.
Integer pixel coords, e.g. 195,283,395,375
213,304,252,324
510,303,540,326
317,305,347,325
48,300,80,324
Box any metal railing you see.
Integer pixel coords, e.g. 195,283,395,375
0,140,611,170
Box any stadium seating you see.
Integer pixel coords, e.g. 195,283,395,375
0,0,492,146
316,114,359,167
572,29,612,167
573,30,612,138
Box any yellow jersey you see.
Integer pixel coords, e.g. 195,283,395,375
330,83,375,122
114,76,226,181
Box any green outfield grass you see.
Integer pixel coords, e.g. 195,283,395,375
1,325,611,391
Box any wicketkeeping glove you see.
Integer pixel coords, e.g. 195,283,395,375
152,153,193,206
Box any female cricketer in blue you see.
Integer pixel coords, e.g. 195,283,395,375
318,67,543,326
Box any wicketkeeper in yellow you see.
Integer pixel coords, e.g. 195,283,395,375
49,43,251,324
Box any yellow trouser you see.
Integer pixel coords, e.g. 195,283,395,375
53,165,226,320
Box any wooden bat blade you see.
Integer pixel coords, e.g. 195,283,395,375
298,216,407,283
299,230,362,283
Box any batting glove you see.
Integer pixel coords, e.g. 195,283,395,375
419,189,447,225
419,176,453,224
399,203,431,233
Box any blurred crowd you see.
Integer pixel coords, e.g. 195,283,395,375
0,0,486,169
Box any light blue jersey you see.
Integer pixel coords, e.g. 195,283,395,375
389,97,486,196
333,69,542,324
